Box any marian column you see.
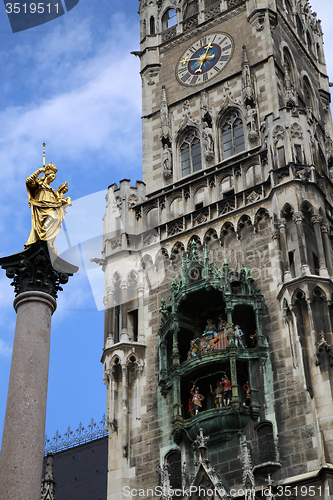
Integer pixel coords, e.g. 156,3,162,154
0,158,77,500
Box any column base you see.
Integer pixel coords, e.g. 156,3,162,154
319,267,329,278
283,271,292,282
301,265,311,276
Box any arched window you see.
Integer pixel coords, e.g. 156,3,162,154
284,0,292,15
165,451,182,490
296,15,303,39
283,47,295,85
180,130,202,176
306,31,312,53
303,76,313,108
184,0,198,20
162,9,177,30
221,111,245,159
220,176,234,195
150,16,155,35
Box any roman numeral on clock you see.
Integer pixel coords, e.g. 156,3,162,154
222,45,232,52
181,72,191,82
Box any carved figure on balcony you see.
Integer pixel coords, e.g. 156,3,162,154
189,386,205,415
159,298,169,321
222,375,232,406
243,381,251,406
162,144,173,179
246,105,258,142
250,330,258,347
235,325,246,348
202,319,217,352
202,122,214,161
214,316,228,350
210,379,224,408
187,337,200,359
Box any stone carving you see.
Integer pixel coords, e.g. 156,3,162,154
202,121,214,161
290,123,303,140
325,125,333,166
315,332,333,367
128,194,138,209
159,85,171,142
110,237,122,250
272,125,285,145
247,190,261,203
246,105,258,142
112,196,122,212
40,454,55,500
168,219,184,236
200,90,209,121
143,231,159,246
181,100,194,127
295,165,312,182
242,45,255,106
162,144,173,178
0,240,77,299
283,62,298,112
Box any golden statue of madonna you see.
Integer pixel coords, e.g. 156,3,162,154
25,156,71,254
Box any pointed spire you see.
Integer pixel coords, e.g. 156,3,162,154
242,44,249,67
241,436,255,494
40,454,56,500
159,85,171,142
194,428,210,463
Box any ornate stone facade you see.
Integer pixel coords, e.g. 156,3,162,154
103,1,333,499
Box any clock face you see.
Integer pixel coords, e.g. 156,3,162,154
176,32,234,87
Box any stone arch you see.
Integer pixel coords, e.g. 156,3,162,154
155,248,170,272
187,234,202,254
146,206,159,229
170,241,185,266
161,7,177,30
219,174,234,196
141,254,154,270
254,208,270,230
280,203,294,220
282,44,296,86
220,221,236,247
169,196,183,219
237,214,253,239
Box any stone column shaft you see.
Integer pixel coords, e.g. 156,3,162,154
321,224,333,277
277,219,292,281
0,291,56,500
311,215,329,277
271,230,283,283
293,212,310,274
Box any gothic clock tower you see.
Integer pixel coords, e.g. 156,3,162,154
102,0,333,498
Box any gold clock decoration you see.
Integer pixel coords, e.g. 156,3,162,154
176,32,234,87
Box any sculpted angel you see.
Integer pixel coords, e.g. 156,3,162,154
25,162,71,253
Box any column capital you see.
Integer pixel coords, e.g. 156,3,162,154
321,223,329,234
276,218,287,230
292,211,304,224
271,230,280,241
106,285,115,296
0,240,77,300
310,214,323,225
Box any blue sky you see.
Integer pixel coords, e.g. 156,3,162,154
0,0,332,447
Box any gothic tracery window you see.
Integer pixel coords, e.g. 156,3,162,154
221,111,245,160
303,76,313,108
180,130,202,176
